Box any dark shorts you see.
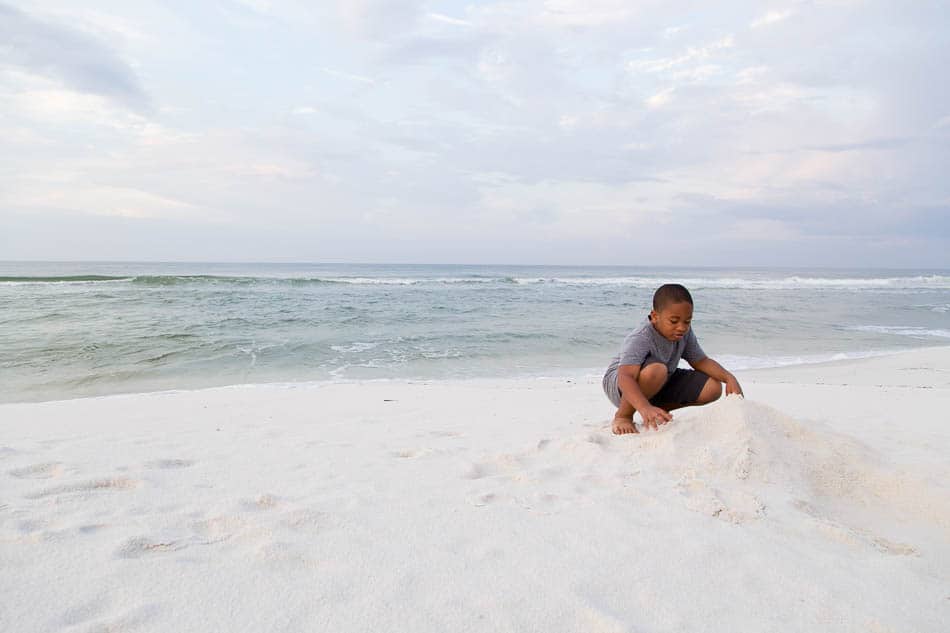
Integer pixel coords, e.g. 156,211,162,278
603,364,711,408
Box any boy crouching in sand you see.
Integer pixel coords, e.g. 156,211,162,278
603,284,743,435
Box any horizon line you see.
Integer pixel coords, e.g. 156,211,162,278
1,259,948,271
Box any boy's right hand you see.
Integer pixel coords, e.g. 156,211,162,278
640,405,672,431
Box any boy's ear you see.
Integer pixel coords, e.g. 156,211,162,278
649,309,657,323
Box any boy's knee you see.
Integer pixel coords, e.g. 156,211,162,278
639,363,666,381
698,377,723,404
638,363,668,392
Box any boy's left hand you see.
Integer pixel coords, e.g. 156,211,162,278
725,375,743,397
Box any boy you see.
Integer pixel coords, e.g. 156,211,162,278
603,284,743,435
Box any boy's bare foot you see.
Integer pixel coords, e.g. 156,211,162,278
612,415,639,435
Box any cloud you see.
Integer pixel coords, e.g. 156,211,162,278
1,0,948,266
751,9,794,29
627,35,735,80
321,66,376,85
476,178,667,239
664,25,687,38
537,0,640,28
802,137,913,153
0,3,149,111
336,0,425,38
726,218,800,241
645,87,675,109
2,181,203,220
426,12,472,28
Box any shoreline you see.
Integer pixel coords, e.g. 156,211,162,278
5,343,948,407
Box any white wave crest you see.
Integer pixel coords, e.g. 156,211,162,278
327,277,505,285
330,341,380,353
712,349,909,371
513,275,950,290
850,325,950,339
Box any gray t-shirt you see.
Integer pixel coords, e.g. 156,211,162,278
605,317,707,377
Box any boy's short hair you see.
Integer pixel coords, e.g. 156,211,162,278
653,284,693,311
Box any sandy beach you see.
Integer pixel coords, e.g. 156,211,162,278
2,347,948,632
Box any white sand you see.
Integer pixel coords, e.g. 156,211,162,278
2,348,949,632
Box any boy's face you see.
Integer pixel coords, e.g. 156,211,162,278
649,301,693,342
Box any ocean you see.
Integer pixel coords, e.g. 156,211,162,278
2,262,949,403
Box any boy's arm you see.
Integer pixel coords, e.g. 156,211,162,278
688,357,743,396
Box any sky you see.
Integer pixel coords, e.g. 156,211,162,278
1,0,948,266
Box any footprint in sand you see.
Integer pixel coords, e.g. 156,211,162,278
78,604,162,633
461,462,494,480
0,446,19,459
536,492,561,505
392,448,434,459
8,462,64,479
279,507,329,532
871,537,918,556
255,540,319,567
573,604,637,633
144,458,195,470
191,514,256,544
117,536,188,559
58,596,111,627
239,493,281,511
25,477,140,499
468,491,498,507
16,518,51,534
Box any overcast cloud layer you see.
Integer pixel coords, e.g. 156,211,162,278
1,0,948,266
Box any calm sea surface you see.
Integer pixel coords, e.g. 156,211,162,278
2,262,949,403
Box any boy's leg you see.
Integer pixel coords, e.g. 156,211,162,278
613,363,668,434
695,377,724,405
655,375,723,412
